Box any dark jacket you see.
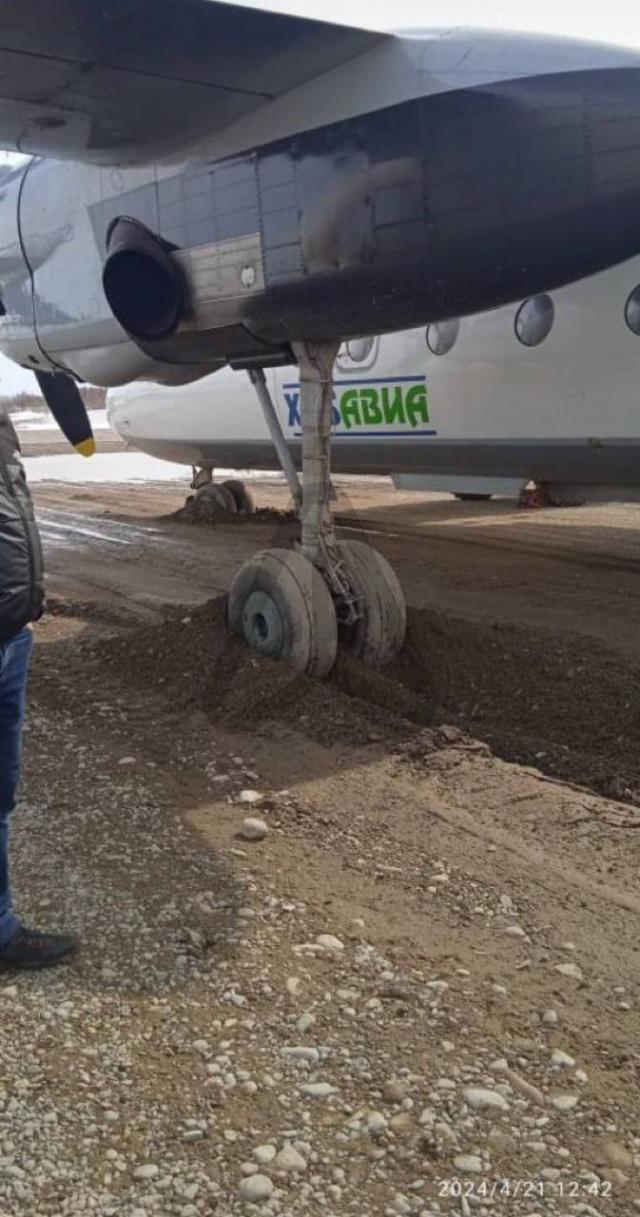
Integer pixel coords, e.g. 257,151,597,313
0,407,44,643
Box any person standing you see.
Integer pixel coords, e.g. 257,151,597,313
0,404,75,968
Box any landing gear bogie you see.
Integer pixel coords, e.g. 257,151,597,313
186,472,255,520
231,340,407,678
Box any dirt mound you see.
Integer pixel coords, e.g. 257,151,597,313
171,495,235,525
170,493,296,528
57,592,640,805
395,721,492,764
80,597,406,746
393,606,640,802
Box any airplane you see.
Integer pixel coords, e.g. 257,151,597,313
1,2,640,677
107,250,640,509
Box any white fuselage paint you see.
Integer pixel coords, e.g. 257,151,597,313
107,253,640,489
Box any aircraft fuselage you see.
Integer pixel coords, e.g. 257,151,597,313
106,251,640,489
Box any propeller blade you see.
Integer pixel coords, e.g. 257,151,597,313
34,370,95,457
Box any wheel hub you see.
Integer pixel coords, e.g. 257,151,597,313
241,590,285,657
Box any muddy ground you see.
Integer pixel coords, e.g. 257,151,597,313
3,472,640,1215
37,476,640,802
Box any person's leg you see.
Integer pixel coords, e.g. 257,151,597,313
0,627,33,948
0,628,76,969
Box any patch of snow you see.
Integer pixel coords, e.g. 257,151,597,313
24,452,191,484
23,451,284,485
14,408,112,431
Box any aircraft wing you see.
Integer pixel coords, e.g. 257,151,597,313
0,0,385,164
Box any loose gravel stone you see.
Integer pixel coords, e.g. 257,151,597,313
182,1128,205,1142
382,1080,409,1104
503,1067,545,1106
133,1164,160,1180
316,934,344,952
453,1154,483,1173
253,1145,277,1166
552,1094,579,1111
300,1082,339,1098
551,1049,576,1068
240,817,269,841
555,962,583,980
282,1045,320,1063
274,1145,307,1172
296,1012,315,1033
463,1087,509,1112
237,1174,274,1202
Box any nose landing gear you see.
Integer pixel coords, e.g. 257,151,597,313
227,341,406,676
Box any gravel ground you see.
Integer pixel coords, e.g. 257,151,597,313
1,596,639,1217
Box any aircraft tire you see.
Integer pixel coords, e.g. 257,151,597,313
227,548,338,678
339,540,406,665
195,483,238,514
222,478,255,514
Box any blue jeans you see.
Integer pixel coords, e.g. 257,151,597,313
0,627,33,948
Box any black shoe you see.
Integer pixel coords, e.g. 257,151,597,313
0,925,77,970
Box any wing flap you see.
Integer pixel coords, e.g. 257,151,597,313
0,0,384,163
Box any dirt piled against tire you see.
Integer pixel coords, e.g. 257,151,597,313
61,592,640,806
171,492,296,528
78,596,408,746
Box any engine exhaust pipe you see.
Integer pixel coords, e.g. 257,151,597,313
103,217,184,341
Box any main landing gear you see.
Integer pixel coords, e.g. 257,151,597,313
190,466,255,516
228,342,406,676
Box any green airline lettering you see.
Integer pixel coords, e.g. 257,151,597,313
340,389,362,430
330,380,428,430
381,385,406,425
405,384,429,428
360,387,383,426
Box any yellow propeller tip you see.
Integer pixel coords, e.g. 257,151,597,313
74,438,96,457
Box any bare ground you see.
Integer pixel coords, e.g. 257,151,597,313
2,476,640,1216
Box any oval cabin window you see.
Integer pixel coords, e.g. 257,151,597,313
346,336,375,363
625,286,640,336
514,294,554,347
426,318,459,356
336,336,378,372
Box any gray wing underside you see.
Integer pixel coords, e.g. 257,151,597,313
0,0,384,164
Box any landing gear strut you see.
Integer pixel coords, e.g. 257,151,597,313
228,341,406,675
